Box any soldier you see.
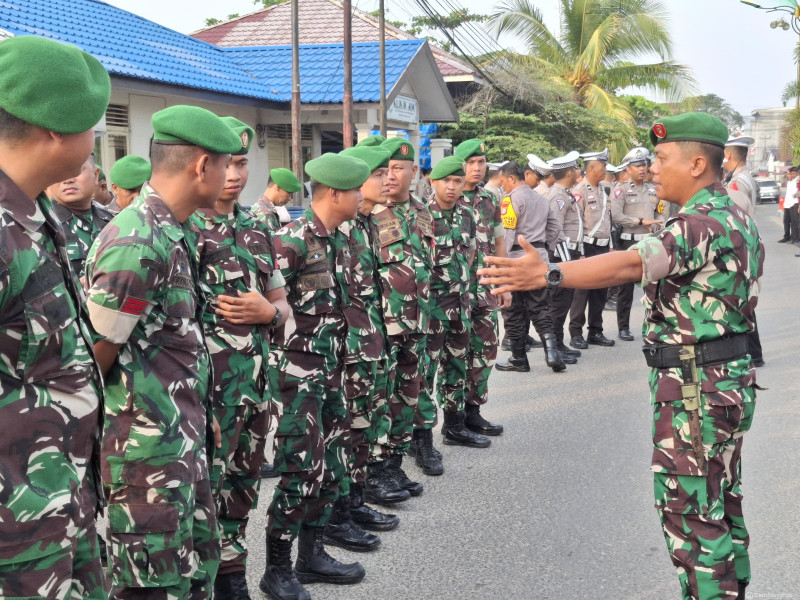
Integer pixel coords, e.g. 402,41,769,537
94,167,114,206
184,117,290,600
85,105,243,599
252,168,303,233
107,155,150,213
479,111,763,600
611,147,662,341
261,153,371,600
49,153,114,278
546,152,582,363
321,144,399,551
368,137,436,481
452,139,508,438
568,148,615,349
0,35,110,600
494,161,562,373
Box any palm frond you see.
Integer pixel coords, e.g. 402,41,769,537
781,80,800,106
579,83,635,123
488,0,567,65
598,61,699,103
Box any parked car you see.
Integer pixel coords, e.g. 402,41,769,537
755,179,780,204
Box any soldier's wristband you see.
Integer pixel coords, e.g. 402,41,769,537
268,307,282,327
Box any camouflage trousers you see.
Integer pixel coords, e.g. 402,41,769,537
466,305,499,407
344,359,390,482
385,332,427,456
651,386,756,599
417,308,469,428
105,480,220,600
0,518,106,599
266,374,350,540
210,402,270,576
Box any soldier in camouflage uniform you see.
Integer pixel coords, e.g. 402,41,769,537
185,118,290,600
260,153,371,600
369,136,436,481
107,155,151,214
252,168,302,233
49,153,113,278
0,35,110,600
86,106,244,599
94,166,114,207
479,112,764,600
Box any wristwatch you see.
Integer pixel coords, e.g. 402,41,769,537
268,307,282,327
545,263,563,289
638,217,644,226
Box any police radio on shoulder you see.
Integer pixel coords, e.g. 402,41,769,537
545,263,563,289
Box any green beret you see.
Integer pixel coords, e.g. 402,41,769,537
340,146,391,171
152,105,242,154
454,138,487,160
270,168,302,193
381,137,415,161
305,153,371,190
110,155,151,190
221,116,255,155
650,112,729,148
356,135,386,147
430,155,466,180
0,36,110,134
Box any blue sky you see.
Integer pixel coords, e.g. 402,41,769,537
103,0,798,117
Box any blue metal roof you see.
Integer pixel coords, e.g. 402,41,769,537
0,0,424,105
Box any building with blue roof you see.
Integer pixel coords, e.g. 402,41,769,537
0,0,457,201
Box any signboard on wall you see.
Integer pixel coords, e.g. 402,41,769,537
387,95,418,124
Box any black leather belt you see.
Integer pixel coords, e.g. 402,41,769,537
642,335,748,369
511,242,545,251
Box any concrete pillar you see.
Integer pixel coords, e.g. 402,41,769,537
311,124,322,158
355,123,373,143
430,138,452,167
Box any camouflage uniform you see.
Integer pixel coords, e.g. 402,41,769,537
633,184,763,600
371,194,434,454
0,172,106,599
267,207,351,540
341,213,390,480
460,186,503,406
250,195,283,233
85,186,219,600
50,200,113,278
417,195,475,427
186,206,284,576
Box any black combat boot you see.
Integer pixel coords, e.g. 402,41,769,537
495,338,530,372
364,461,410,505
557,343,581,358
737,580,748,599
442,410,491,448
464,403,503,436
410,427,442,460
349,482,399,531
387,454,424,495
322,495,381,552
259,536,310,600
556,344,578,364
526,333,543,348
414,427,444,476
261,461,280,478
295,525,366,585
542,333,566,372
215,571,252,600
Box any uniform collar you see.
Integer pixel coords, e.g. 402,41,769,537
305,206,332,238
141,185,185,243
256,195,278,214
0,169,47,233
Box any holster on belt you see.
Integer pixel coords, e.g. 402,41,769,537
679,346,705,471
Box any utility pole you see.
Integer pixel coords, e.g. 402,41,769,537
343,0,353,147
291,0,302,203
379,0,387,136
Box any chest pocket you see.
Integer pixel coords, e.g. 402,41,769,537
625,192,639,205
250,241,275,289
295,238,336,315
202,246,244,286
376,218,406,265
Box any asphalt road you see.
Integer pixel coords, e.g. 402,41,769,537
244,202,800,600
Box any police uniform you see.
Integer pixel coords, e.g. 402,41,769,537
610,147,659,340
0,35,109,599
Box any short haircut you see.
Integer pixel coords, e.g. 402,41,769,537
726,145,747,164
500,161,525,180
676,141,724,174
0,107,33,142
310,180,327,199
421,167,432,176
551,167,573,181
150,140,206,175
790,166,799,173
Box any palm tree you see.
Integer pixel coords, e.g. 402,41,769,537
488,0,697,123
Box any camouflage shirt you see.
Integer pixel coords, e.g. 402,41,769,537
341,212,386,364
85,185,211,488
50,200,113,278
0,170,102,558
460,186,503,309
428,195,476,317
186,205,285,407
250,195,283,233
273,206,351,388
370,194,434,336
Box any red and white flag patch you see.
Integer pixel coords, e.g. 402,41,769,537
121,297,148,316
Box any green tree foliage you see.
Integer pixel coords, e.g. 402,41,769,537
622,94,673,143
690,94,744,131
406,10,488,53
205,14,240,27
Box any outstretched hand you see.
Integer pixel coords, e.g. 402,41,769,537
477,236,547,295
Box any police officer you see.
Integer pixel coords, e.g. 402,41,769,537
107,154,150,213
252,168,303,233
568,148,615,349
86,105,243,599
479,111,763,600
261,153,371,600
611,147,661,341
0,35,110,600
186,117,290,599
